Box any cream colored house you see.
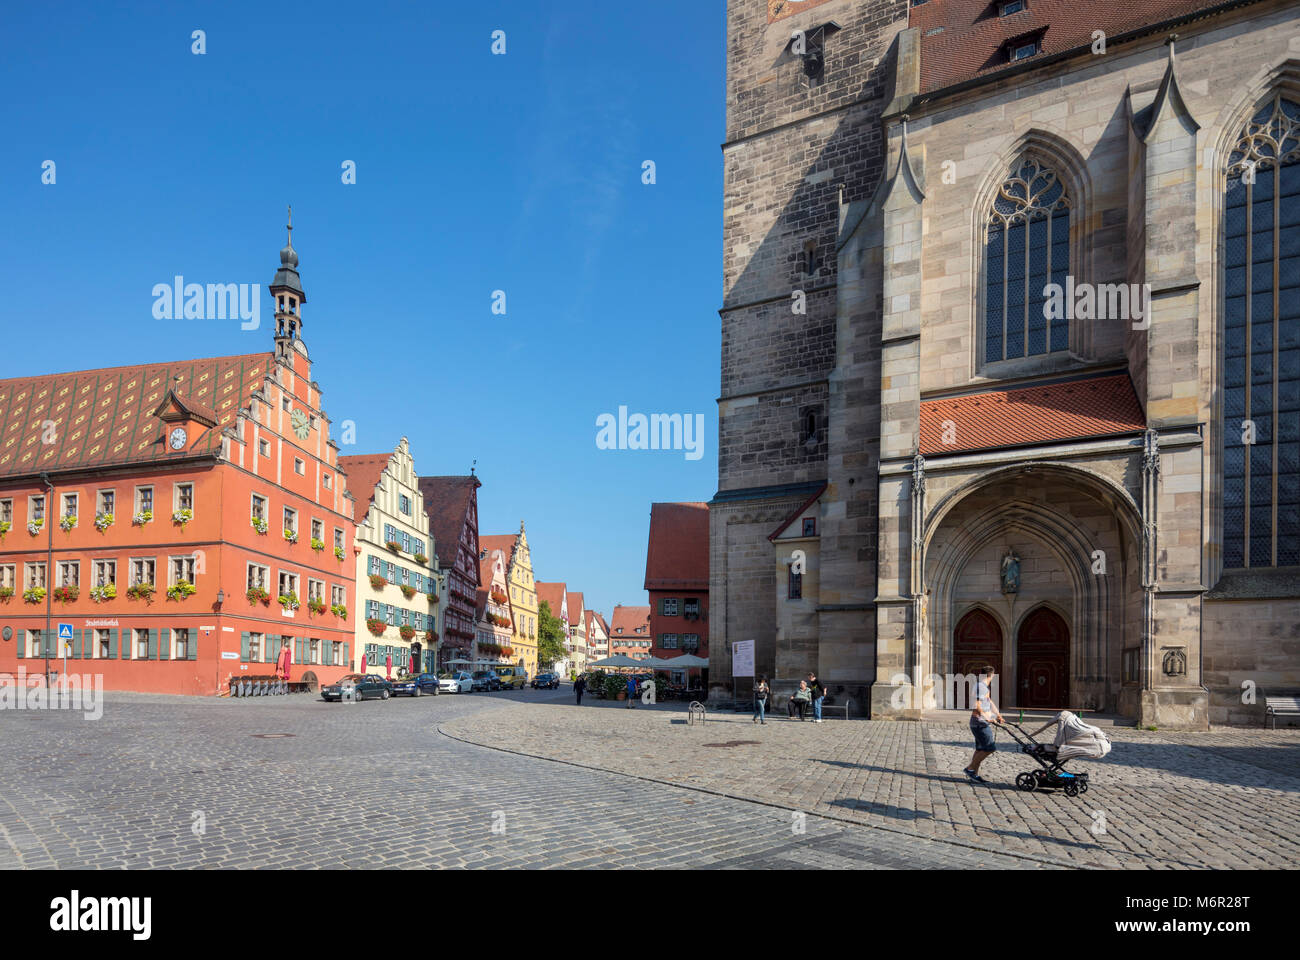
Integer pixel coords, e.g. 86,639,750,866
340,439,440,676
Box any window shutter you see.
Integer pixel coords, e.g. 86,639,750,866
159,628,170,661
15,633,22,659
188,631,198,660
110,628,119,660
295,638,302,664
343,642,349,670
72,628,81,660
148,631,158,660
658,599,665,615
241,632,250,662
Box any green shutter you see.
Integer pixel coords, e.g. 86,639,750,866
188,630,198,660
108,628,118,660
343,642,349,670
147,630,157,660
15,631,23,658
658,599,665,615
159,628,170,661
241,631,250,662
72,628,82,660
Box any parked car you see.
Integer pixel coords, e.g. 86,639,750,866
321,674,393,702
471,670,500,692
390,673,440,697
439,671,473,694
531,672,560,689
495,666,528,690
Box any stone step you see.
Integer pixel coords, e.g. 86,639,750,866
922,708,1137,728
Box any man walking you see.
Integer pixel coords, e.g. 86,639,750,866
574,674,586,705
808,671,826,723
626,675,637,708
965,665,1004,784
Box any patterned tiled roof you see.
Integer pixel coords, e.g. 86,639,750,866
610,605,651,639
416,476,479,569
912,0,1235,94
0,353,272,478
536,582,567,621
644,502,710,591
919,372,1145,456
566,591,584,626
338,453,392,512
477,534,518,564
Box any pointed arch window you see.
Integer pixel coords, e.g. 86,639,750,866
1223,93,1300,568
984,156,1071,364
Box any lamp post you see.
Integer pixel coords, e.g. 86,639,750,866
40,472,53,686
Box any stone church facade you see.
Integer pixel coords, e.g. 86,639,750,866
711,0,1300,729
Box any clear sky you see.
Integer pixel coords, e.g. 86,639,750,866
0,1,724,621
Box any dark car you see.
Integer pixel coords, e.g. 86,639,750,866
389,673,440,697
321,674,393,702
531,672,560,689
471,670,500,692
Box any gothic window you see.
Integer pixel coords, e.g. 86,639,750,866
1223,93,1300,568
984,156,1071,364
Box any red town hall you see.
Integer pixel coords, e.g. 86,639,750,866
0,227,358,695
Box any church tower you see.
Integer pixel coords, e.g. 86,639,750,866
271,206,308,362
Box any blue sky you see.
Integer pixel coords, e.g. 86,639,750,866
0,1,723,620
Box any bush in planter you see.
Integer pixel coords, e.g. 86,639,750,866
166,580,197,602
52,585,79,603
369,574,388,590
330,603,348,619
23,586,46,604
366,618,387,637
603,674,627,700
246,586,271,605
399,585,416,600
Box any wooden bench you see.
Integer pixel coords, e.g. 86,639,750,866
1265,696,1300,729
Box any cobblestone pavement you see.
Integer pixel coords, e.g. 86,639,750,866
440,696,1300,869
0,689,1051,870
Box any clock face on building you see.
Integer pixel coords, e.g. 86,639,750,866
168,427,187,450
290,409,310,440
768,0,833,23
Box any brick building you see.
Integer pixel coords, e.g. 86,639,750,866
644,502,709,683
712,0,1300,727
417,475,481,670
0,225,357,695
609,604,652,662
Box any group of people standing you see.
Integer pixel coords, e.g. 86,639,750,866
751,672,826,724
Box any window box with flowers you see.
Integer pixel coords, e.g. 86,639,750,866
490,588,508,605
423,629,434,642
28,518,44,536
132,510,153,526
385,540,401,553
52,585,79,603
60,515,78,533
126,583,155,603
172,508,193,527
369,574,388,590
334,545,346,561
399,625,416,641
283,528,298,545
400,585,416,600
310,538,325,552
166,580,197,602
366,618,387,637
502,646,514,659
246,586,271,605
414,552,428,566
89,584,116,603
23,586,46,604
94,512,114,532
307,597,327,615
251,516,268,534
426,591,438,604
330,603,348,620
278,591,300,611
0,586,13,602
0,520,11,539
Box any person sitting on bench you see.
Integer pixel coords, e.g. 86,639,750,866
788,681,812,720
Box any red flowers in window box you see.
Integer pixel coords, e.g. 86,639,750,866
307,598,327,615
400,585,416,600
366,619,387,637
386,541,401,553
399,625,416,641
52,585,79,603
369,575,388,590
246,586,270,605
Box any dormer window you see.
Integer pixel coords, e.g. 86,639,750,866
1011,40,1038,60
999,0,1026,15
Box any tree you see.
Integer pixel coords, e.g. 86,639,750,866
537,600,566,669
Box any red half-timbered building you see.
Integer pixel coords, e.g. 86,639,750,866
417,475,480,665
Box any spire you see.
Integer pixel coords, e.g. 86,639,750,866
271,206,307,358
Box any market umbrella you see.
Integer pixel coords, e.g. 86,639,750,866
588,655,643,668
655,654,709,668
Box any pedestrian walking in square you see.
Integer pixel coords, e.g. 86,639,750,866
964,664,1004,784
753,675,770,724
626,675,637,708
808,671,826,723
574,674,586,705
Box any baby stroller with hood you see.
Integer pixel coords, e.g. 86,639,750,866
999,711,1112,798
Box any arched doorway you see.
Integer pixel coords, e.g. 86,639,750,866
1017,607,1069,708
953,608,1002,692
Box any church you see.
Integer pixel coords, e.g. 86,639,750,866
710,0,1300,728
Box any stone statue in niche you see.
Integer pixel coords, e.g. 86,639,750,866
1000,548,1021,595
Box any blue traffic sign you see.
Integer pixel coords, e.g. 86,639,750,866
58,623,73,641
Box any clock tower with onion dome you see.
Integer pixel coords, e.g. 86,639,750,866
271,205,308,364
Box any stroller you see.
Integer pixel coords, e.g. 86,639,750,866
998,711,1112,798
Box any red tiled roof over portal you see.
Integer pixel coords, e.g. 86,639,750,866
0,353,272,478
919,373,1145,456
643,502,710,591
912,0,1231,94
